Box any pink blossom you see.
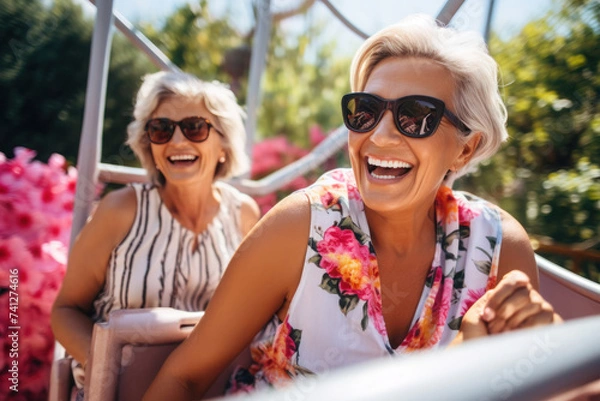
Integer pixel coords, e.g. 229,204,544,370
48,153,66,169
309,125,326,147
250,134,321,212
0,237,35,272
251,137,295,177
328,169,348,183
320,191,339,209
254,193,278,216
0,148,80,401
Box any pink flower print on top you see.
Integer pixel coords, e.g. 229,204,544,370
455,195,482,227
317,225,378,300
249,317,308,388
328,169,361,200
401,267,453,351
320,191,340,210
460,287,486,315
313,220,385,335
436,186,459,226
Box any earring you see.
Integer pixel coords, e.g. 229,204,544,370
219,156,226,163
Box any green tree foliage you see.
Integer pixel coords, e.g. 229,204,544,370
457,0,599,276
102,34,157,167
0,0,154,165
143,1,351,146
257,19,351,145
142,0,245,91
1,0,92,161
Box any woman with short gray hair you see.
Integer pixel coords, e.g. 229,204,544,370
51,71,260,398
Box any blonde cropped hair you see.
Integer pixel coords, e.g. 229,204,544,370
127,71,249,186
350,14,508,178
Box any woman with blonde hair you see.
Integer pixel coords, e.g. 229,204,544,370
144,15,560,400
51,71,260,396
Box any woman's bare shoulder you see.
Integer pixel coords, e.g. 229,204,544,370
95,185,137,215
495,206,539,288
237,192,261,236
83,185,138,244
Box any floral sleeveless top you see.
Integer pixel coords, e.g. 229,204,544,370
228,168,502,393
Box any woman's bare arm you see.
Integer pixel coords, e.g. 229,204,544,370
143,192,310,401
50,187,137,364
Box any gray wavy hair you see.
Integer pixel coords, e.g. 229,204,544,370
350,14,508,179
127,71,249,186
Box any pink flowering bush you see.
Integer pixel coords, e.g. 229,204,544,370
251,125,348,214
0,148,78,401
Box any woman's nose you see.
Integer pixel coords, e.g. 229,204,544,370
170,126,186,143
370,110,405,146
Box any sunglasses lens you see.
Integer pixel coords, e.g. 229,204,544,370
342,93,447,138
397,99,439,137
146,119,173,144
180,117,210,142
343,95,381,132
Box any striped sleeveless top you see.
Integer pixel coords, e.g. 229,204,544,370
93,181,245,322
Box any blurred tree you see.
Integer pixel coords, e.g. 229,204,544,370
143,1,351,146
0,0,92,161
0,0,155,165
102,34,157,167
142,0,245,94
457,0,599,276
258,18,351,146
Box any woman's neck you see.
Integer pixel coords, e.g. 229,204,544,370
158,181,221,234
365,203,437,257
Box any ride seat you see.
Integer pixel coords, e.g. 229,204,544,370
48,307,251,401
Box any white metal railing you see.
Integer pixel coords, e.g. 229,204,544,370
70,0,114,246
536,254,600,302
98,124,347,196
87,0,181,72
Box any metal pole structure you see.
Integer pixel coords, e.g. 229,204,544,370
112,10,180,72
87,0,180,72
70,0,115,247
436,0,467,25
244,0,272,166
319,0,368,39
484,0,497,44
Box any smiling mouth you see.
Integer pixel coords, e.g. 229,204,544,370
168,155,198,165
366,156,412,179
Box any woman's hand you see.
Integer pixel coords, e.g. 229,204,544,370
459,270,561,341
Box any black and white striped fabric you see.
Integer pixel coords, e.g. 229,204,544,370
93,181,244,321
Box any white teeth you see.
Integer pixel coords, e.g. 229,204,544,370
367,156,412,169
371,173,397,180
168,155,197,161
